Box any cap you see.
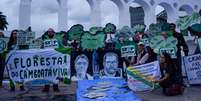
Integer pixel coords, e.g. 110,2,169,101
138,42,144,45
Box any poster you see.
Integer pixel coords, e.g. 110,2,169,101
121,45,136,57
17,31,35,46
98,50,123,78
6,49,71,85
159,47,176,58
127,61,161,92
0,38,8,53
183,54,201,84
43,39,59,49
141,38,150,46
71,50,93,81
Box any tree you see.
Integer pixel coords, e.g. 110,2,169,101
0,12,8,30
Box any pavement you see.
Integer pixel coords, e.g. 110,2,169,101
0,82,201,101
137,86,201,101
0,82,76,101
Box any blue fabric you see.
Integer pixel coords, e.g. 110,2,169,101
77,78,141,101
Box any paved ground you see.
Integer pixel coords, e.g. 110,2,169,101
0,82,201,101
0,82,76,101
137,86,201,101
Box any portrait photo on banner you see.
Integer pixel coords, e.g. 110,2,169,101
97,49,123,78
71,50,93,81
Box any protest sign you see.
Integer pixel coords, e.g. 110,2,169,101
98,50,123,78
43,39,59,49
6,49,71,85
127,61,161,92
141,38,150,46
160,47,176,58
17,31,35,46
121,45,136,57
183,54,201,84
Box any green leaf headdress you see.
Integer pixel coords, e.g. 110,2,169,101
68,24,84,41
81,31,106,49
103,23,116,34
133,24,146,33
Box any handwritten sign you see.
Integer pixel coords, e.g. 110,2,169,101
6,49,71,85
183,54,201,84
141,38,150,46
121,45,136,57
160,48,176,58
44,39,58,49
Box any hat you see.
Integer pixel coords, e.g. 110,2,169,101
138,42,144,45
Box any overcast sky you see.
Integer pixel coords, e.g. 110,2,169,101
0,0,164,33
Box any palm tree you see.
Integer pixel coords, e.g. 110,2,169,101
0,12,8,30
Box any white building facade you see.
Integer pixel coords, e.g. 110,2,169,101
19,0,201,31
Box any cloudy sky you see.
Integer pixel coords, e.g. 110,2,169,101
0,0,164,34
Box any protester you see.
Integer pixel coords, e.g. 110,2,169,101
145,46,157,63
135,42,148,65
42,28,55,40
7,30,25,91
0,53,4,88
133,31,149,43
170,23,188,85
0,32,4,38
170,23,189,56
115,33,137,66
7,30,18,50
153,52,184,96
41,28,60,92
0,32,5,87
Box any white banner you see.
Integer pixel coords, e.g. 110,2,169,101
184,54,201,84
6,49,71,85
127,61,161,92
121,45,136,57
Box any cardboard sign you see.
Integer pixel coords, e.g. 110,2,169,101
141,38,150,46
6,49,71,85
0,38,8,53
183,54,201,84
44,39,58,49
17,31,35,46
160,48,177,58
121,45,136,57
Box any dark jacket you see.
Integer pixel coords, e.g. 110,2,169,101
173,32,189,56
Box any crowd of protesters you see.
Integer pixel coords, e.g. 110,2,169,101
0,21,200,96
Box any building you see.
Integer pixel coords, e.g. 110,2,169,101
129,6,145,27
157,10,168,23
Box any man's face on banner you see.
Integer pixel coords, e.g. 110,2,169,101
75,55,89,78
103,53,118,75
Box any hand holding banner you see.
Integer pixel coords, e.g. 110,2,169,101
127,61,161,92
